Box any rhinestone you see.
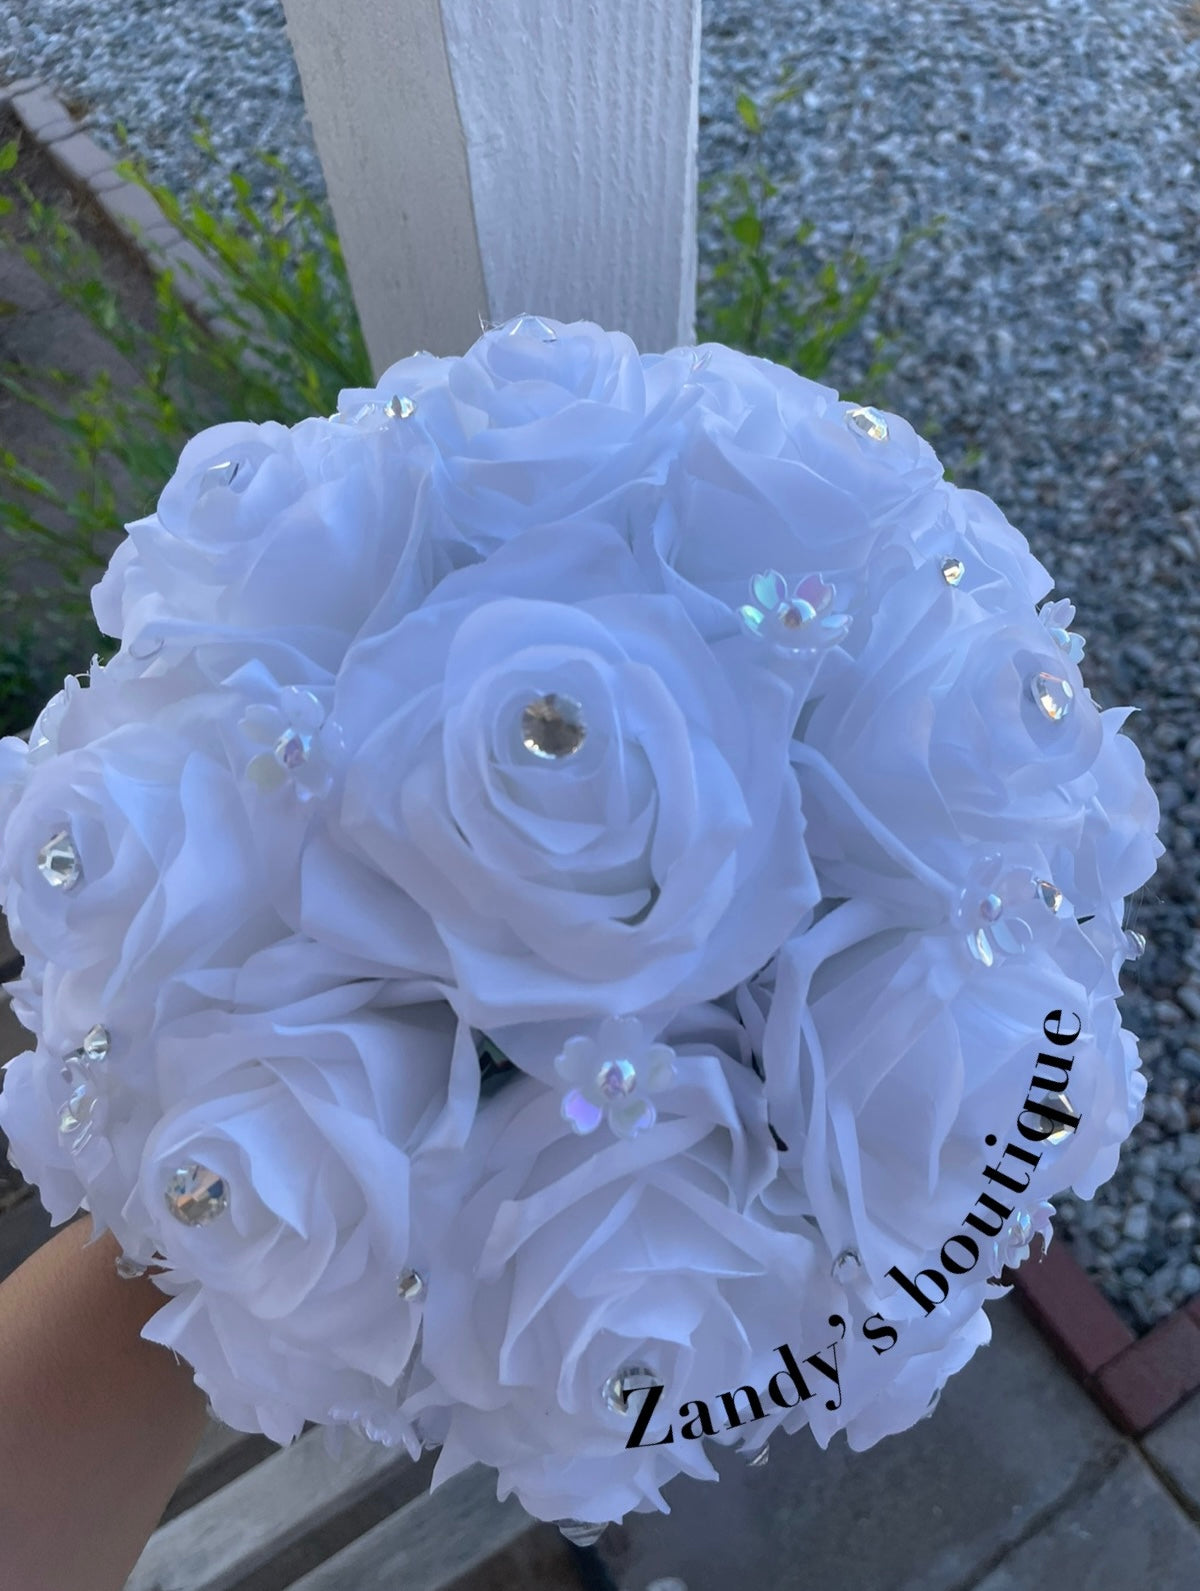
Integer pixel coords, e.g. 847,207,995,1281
1035,879,1063,913
521,692,586,758
1007,1211,1033,1251
602,1364,659,1416
82,1024,110,1061
1027,672,1074,721
596,1058,637,1099
37,829,83,889
164,1163,229,1226
746,1444,770,1468
274,727,312,770
115,1255,149,1281
58,1083,97,1140
508,313,558,341
202,458,251,492
1043,1093,1077,1146
385,394,415,419
845,405,889,441
939,556,965,586
831,1247,862,1284
979,892,1004,923
396,1268,425,1301
556,1521,607,1548
1126,930,1147,959
690,348,713,373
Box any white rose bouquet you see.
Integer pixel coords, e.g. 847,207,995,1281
0,315,1162,1535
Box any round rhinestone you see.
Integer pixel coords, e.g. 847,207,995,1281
596,1058,637,1099
1027,672,1074,721
845,405,889,441
939,556,965,586
274,727,312,770
602,1364,659,1416
115,1255,149,1281
1125,930,1147,959
979,892,1004,923
831,1247,862,1284
82,1024,111,1061
37,829,83,890
1043,1094,1077,1146
521,692,586,759
396,1268,426,1301
164,1163,229,1226
1035,879,1063,913
385,394,415,420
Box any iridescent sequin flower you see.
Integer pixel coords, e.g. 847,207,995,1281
950,850,1067,968
996,1201,1055,1271
239,687,343,801
555,1015,676,1139
738,570,852,653
1036,598,1086,665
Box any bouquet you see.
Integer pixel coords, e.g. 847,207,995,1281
0,314,1162,1533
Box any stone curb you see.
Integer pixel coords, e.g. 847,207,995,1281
0,74,235,340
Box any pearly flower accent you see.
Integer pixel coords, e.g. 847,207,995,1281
997,1201,1055,1269
555,1015,676,1138
845,405,889,441
37,828,82,889
739,570,851,653
165,1163,230,1226
950,851,1064,968
240,686,343,800
1037,598,1086,665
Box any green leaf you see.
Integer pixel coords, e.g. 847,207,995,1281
736,93,761,134
0,137,18,174
730,211,763,251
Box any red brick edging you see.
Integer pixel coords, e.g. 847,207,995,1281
1014,1239,1200,1436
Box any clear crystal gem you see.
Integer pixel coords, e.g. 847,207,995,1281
164,1163,229,1226
37,829,82,889
845,405,889,441
596,1058,637,1099
1043,1093,1077,1146
396,1268,425,1301
82,1024,110,1061
831,1247,862,1284
202,458,252,492
58,1083,97,1141
508,313,558,341
1035,879,1063,913
385,394,415,419
1028,672,1074,721
745,1444,770,1469
1007,1211,1033,1251
1125,930,1147,959
939,556,965,586
274,727,312,770
979,892,1004,923
521,692,586,758
556,1521,608,1548
602,1364,659,1415
115,1255,149,1280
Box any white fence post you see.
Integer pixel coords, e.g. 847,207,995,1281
279,0,702,376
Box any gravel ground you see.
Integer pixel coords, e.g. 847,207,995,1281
1,0,1199,1333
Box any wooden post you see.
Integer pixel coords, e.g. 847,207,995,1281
279,0,702,376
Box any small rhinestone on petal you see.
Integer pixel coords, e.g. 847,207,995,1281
1034,879,1063,913
115,1255,150,1280
831,1247,862,1284
521,692,586,758
602,1365,660,1415
201,458,250,492
58,1082,100,1144
939,556,965,586
385,394,415,420
1125,929,1147,959
1027,672,1074,721
845,405,889,441
1043,1094,1077,1146
396,1268,425,1301
507,313,558,341
164,1164,229,1226
37,829,82,889
746,1444,771,1468
82,1024,111,1061
274,728,312,770
979,892,1004,923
